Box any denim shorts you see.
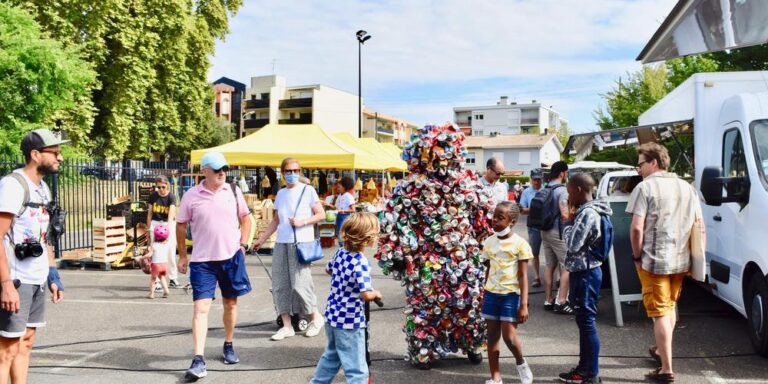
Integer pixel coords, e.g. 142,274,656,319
189,250,252,301
481,291,521,322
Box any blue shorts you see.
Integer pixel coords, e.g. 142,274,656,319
189,250,252,301
481,291,521,323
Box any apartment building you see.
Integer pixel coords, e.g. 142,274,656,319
212,77,246,137
362,110,418,146
454,96,567,137
241,75,360,137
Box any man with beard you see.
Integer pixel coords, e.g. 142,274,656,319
0,129,66,384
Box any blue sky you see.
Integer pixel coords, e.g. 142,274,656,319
209,0,677,134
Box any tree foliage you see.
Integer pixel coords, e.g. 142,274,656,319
0,3,96,157
12,0,243,159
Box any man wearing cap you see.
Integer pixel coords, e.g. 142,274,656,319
481,157,509,206
519,170,544,287
0,129,66,383
176,151,252,380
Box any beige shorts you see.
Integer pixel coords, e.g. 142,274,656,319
541,228,567,269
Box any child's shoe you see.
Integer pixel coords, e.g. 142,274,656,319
559,367,588,383
147,293,155,299
517,359,533,384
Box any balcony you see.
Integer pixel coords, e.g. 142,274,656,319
455,120,471,126
279,98,313,109
520,118,539,125
245,99,269,109
244,118,269,129
279,115,312,124
376,127,394,136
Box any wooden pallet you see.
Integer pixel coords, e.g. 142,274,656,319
93,217,126,263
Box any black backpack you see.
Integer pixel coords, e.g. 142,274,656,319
527,184,565,231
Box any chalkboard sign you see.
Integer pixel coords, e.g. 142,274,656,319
607,200,643,326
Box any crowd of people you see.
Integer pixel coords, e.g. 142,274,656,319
0,129,705,384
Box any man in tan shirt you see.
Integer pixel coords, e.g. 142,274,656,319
626,143,703,383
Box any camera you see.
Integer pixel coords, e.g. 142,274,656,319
14,239,44,260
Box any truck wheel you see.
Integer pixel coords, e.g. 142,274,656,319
746,274,768,356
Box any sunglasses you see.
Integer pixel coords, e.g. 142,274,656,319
283,169,301,174
210,166,230,173
156,185,168,190
36,149,62,157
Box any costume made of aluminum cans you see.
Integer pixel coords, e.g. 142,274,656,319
375,124,494,367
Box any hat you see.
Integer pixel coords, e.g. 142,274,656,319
153,224,170,242
200,151,228,170
530,169,543,179
20,129,70,155
549,161,569,179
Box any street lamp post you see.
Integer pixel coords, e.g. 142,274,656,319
356,30,371,139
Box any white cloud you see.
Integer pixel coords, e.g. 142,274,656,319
210,0,677,131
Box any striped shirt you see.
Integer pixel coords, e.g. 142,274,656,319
626,172,702,275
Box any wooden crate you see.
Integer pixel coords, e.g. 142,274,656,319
93,217,126,262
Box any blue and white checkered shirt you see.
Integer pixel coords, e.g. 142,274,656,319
324,248,373,329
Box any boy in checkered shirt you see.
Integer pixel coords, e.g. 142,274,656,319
310,213,382,384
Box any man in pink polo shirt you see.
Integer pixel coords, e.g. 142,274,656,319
176,151,252,381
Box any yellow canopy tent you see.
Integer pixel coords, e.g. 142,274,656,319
190,124,384,170
359,139,405,170
332,134,407,172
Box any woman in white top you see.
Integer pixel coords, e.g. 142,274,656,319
253,158,326,341
334,176,356,246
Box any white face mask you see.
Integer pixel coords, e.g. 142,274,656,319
494,226,511,237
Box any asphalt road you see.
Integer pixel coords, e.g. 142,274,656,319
31,217,768,383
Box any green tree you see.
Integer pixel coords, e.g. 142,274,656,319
711,43,768,71
593,65,668,130
14,0,243,159
666,55,720,88
0,3,96,157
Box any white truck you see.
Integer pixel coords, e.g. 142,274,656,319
637,71,768,356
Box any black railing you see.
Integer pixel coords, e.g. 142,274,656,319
244,118,269,129
377,127,394,135
279,116,312,124
279,98,312,109
245,99,270,109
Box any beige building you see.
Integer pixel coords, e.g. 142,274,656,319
242,75,361,137
463,133,563,176
454,96,567,137
362,110,418,146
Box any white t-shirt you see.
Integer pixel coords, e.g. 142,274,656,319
0,170,51,284
274,183,320,243
336,192,355,212
151,241,174,264
480,176,509,205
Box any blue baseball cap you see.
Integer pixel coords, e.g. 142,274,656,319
200,151,229,170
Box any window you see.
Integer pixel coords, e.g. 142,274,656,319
722,128,748,196
465,152,476,165
474,114,484,120
518,151,531,165
751,120,768,189
472,130,483,136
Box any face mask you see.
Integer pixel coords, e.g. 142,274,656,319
285,173,300,185
494,226,511,237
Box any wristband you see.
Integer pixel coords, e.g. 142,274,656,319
47,267,64,291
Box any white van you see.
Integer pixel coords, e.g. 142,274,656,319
566,71,768,355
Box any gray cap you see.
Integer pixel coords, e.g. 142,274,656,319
530,169,543,179
20,129,70,155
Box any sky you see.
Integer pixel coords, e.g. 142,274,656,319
208,0,677,134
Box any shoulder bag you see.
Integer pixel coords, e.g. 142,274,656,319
294,186,323,264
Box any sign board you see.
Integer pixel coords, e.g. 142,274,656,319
607,201,643,326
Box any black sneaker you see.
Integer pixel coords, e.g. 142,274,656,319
185,355,207,381
559,368,588,383
554,301,575,315
544,301,554,311
169,280,179,288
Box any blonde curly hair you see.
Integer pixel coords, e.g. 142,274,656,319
340,212,380,253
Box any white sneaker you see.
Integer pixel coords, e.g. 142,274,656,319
304,318,325,337
517,360,533,384
270,327,295,341
484,379,502,384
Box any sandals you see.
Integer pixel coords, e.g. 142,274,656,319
646,367,674,382
648,346,662,365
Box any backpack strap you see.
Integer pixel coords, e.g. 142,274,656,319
5,173,32,217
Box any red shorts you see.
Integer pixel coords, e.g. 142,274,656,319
151,262,168,278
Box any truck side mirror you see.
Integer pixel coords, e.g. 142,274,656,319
700,166,750,206
701,167,724,206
